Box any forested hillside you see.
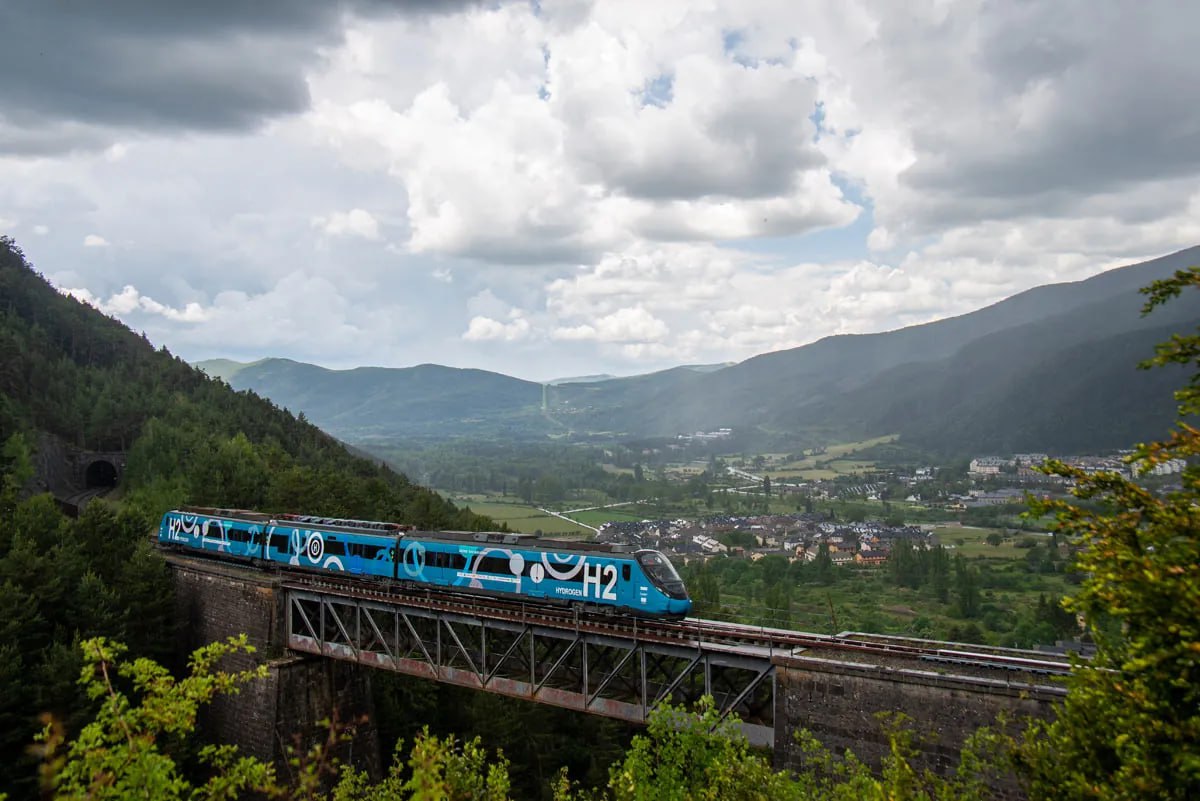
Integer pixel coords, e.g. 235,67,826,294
0,236,496,797
0,236,494,527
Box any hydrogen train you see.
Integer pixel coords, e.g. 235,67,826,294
158,506,692,618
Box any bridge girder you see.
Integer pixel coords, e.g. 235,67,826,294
285,587,775,745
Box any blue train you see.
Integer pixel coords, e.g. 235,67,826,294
158,506,692,618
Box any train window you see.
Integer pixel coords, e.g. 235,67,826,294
622,564,630,581
270,534,290,553
324,539,344,556
431,551,465,570
478,556,510,575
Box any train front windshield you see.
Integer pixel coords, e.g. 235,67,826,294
638,551,689,600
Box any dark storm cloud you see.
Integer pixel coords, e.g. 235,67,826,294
0,0,481,152
899,1,1200,213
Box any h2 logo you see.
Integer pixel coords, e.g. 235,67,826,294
582,562,618,600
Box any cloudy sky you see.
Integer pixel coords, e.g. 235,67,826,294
2,0,1198,381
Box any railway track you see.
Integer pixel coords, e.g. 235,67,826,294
58,487,110,514
272,565,1075,677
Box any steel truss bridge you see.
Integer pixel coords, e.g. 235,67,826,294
283,578,1072,746
286,582,777,744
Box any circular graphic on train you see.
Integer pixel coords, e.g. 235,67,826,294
201,518,228,551
541,552,585,580
403,541,427,578
248,525,262,555
509,553,524,576
305,532,324,562
528,563,545,584
179,515,200,538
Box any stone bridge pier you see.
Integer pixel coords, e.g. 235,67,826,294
169,558,381,780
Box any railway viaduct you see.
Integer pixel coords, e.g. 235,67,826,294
168,554,1065,790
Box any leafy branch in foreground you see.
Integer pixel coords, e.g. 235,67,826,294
1019,266,1200,800
36,635,274,800
552,698,1006,801
35,635,517,801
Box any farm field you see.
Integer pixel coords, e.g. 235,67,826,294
763,467,840,480
568,505,651,527
760,435,896,479
447,497,591,535
930,524,1047,559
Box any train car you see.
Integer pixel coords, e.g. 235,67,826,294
158,507,691,618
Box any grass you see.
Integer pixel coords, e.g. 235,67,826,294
705,565,1073,643
930,524,1046,559
448,499,591,535
754,435,896,480
825,459,877,474
778,435,897,468
569,506,653,526
763,468,840,480
448,495,665,534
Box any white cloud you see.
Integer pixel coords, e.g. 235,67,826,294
313,208,381,240
462,311,531,342
5,1,1200,381
553,306,669,343
0,216,15,230
33,224,48,235
64,284,211,322
308,1,865,262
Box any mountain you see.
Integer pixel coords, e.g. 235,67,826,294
194,357,266,383
207,246,1200,455
546,373,618,385
549,246,1200,450
209,358,551,440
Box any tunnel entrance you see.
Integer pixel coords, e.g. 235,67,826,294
85,460,118,488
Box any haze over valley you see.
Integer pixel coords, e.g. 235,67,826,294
200,246,1200,457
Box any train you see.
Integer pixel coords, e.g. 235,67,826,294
157,506,692,618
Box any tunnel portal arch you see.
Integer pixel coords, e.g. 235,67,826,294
85,459,118,488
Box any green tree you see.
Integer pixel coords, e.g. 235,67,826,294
597,697,803,801
954,556,981,619
0,432,33,519
332,731,511,801
1016,265,1200,800
814,542,834,586
688,563,721,618
39,636,275,800
39,636,518,801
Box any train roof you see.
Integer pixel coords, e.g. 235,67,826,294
175,506,409,536
171,508,639,553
